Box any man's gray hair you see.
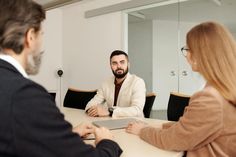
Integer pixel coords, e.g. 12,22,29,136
0,0,45,54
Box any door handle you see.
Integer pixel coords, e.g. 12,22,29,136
182,70,188,76
170,71,176,76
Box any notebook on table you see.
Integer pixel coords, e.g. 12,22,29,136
92,118,137,130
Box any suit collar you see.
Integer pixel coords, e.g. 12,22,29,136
0,54,28,78
0,59,24,77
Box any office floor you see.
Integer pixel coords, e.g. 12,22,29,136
150,110,167,120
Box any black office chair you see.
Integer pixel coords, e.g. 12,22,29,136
49,92,56,100
167,92,190,121
143,93,156,118
63,88,97,109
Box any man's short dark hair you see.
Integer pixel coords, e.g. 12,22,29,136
0,0,45,54
110,50,129,61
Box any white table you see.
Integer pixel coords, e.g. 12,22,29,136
60,107,183,157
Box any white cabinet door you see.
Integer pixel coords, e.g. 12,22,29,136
128,20,205,110
154,20,205,110
153,20,179,110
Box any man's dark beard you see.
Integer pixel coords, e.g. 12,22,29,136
112,67,128,79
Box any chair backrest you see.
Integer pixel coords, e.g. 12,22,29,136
49,92,56,100
63,88,97,109
167,92,190,121
143,93,156,118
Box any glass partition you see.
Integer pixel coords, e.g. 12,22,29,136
126,0,236,111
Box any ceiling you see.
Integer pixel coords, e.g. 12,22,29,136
128,0,236,32
35,0,83,10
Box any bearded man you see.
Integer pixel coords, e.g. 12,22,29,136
86,50,146,117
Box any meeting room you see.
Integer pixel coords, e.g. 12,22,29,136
0,0,235,157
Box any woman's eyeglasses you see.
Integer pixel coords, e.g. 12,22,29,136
181,46,190,57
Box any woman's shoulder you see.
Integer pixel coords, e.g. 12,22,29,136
190,84,225,107
193,84,221,98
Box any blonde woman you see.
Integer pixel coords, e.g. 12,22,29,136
126,22,236,157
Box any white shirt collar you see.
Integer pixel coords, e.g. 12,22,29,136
0,54,28,78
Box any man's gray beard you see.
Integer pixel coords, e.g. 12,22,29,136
25,51,43,75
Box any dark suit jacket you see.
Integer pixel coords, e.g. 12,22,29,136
0,59,122,157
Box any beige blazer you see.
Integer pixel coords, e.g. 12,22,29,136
140,84,236,157
85,73,146,117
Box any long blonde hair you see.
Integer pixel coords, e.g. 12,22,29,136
187,22,236,105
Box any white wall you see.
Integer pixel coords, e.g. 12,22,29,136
31,0,236,108
30,9,63,106
128,20,153,92
31,0,130,106
61,0,130,104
